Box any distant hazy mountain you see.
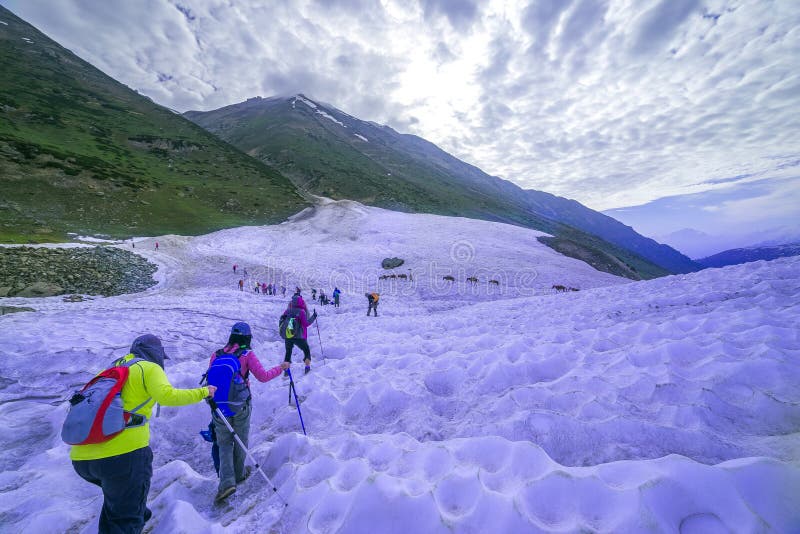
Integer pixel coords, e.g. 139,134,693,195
655,228,718,259
186,95,700,278
698,243,800,268
657,227,800,259
0,7,306,243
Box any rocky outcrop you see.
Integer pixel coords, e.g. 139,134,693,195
381,257,404,269
0,305,35,315
0,246,157,297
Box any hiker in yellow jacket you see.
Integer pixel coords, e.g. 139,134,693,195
70,334,215,534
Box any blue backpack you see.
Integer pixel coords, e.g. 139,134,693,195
204,349,251,417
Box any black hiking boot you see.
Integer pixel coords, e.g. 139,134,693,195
215,486,236,503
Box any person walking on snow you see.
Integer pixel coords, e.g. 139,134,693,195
311,288,317,301
238,279,244,291
280,293,317,375
155,241,159,251
366,292,379,316
333,287,341,308
71,334,215,533
207,323,289,503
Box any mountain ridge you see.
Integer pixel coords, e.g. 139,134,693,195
697,242,800,268
186,94,700,278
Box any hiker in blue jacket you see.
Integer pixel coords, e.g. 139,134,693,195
207,322,288,503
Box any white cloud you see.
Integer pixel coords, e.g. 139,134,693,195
2,0,799,213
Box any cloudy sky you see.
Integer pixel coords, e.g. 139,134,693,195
3,0,799,240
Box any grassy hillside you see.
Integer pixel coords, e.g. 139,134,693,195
0,7,306,243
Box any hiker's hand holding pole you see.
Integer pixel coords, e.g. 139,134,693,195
280,362,290,370
206,385,217,398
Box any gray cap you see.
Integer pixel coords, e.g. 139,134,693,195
130,334,170,368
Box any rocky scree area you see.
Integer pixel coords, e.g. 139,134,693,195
0,246,157,298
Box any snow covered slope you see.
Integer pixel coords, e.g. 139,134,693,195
0,201,798,533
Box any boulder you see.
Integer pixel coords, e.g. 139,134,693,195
381,257,404,269
16,282,64,298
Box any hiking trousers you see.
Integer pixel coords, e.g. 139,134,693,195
284,337,311,363
72,446,153,534
213,401,252,492
368,302,378,316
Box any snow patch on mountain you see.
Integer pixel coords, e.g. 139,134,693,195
293,95,346,128
354,133,368,142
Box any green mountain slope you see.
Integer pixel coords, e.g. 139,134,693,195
0,7,306,243
187,95,699,279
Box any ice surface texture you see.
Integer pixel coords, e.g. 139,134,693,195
0,201,798,532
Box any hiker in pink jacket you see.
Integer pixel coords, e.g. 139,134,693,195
279,293,317,375
207,322,288,503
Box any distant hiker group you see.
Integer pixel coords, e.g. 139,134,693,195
231,264,287,296
252,282,285,295
310,287,340,307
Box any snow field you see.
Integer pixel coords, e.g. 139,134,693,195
0,201,799,532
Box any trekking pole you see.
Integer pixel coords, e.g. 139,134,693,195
206,399,289,507
315,313,325,359
287,369,307,436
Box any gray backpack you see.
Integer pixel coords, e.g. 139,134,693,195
61,358,151,445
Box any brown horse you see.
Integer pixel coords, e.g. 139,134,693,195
488,280,500,285
443,275,455,282
467,276,478,284
552,284,567,292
